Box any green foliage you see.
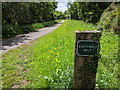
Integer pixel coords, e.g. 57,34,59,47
2,2,58,38
32,23,44,30
97,3,120,34
67,2,111,23
1,20,96,88
1,20,119,88
63,10,70,19
54,10,65,20
2,24,36,38
2,2,32,25
2,20,61,38
2,2,58,25
96,31,119,88
2,24,22,38
20,25,35,33
96,5,119,88
42,21,55,27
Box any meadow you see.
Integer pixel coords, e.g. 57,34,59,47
1,20,119,88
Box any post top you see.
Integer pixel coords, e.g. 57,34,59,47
75,30,101,33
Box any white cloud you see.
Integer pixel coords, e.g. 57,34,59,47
55,0,74,2
56,0,69,2
55,2,68,12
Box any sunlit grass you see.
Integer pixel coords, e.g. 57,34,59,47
1,20,119,88
96,31,119,88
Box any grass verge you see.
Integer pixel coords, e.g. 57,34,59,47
96,31,119,88
1,20,119,88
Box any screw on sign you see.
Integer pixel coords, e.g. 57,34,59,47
74,30,101,88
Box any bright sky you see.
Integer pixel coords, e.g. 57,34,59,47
55,0,71,13
56,2,68,13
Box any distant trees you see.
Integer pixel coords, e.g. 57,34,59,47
54,10,64,19
63,10,70,19
2,2,58,25
54,10,71,19
67,2,111,23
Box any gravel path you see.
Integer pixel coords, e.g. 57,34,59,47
0,20,64,55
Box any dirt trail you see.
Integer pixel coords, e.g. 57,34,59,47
0,20,64,55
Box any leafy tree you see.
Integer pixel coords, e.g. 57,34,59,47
63,10,70,19
2,2,58,38
67,2,111,23
54,10,65,19
2,2,58,25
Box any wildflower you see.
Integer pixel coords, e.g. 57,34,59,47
56,52,59,55
55,58,60,63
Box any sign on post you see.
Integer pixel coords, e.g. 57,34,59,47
74,30,101,88
77,40,99,56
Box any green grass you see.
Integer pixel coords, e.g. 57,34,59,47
1,20,119,88
96,31,119,88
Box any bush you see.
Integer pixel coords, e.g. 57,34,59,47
42,21,55,27
42,22,50,27
20,25,35,33
2,24,20,38
2,24,35,38
32,23,44,29
2,20,61,38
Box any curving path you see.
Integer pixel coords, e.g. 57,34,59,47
0,20,64,55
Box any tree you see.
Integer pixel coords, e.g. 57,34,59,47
63,10,70,19
67,2,111,23
54,10,65,19
2,2,58,25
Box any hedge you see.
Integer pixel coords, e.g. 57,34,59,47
2,20,61,38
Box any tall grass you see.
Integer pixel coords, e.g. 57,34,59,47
96,31,119,88
1,20,119,88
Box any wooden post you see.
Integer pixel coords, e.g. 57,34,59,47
74,30,101,88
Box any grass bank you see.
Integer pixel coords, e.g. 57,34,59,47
1,20,119,88
96,31,119,88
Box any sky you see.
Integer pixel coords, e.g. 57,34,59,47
55,0,71,13
55,2,68,13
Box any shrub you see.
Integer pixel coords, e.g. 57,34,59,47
20,25,35,33
2,24,19,38
2,20,61,38
42,21,56,27
42,22,51,27
2,24,35,38
32,23,44,29
42,22,48,27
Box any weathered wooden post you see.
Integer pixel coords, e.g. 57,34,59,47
74,30,101,88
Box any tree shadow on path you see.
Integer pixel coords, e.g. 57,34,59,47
0,35,32,50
